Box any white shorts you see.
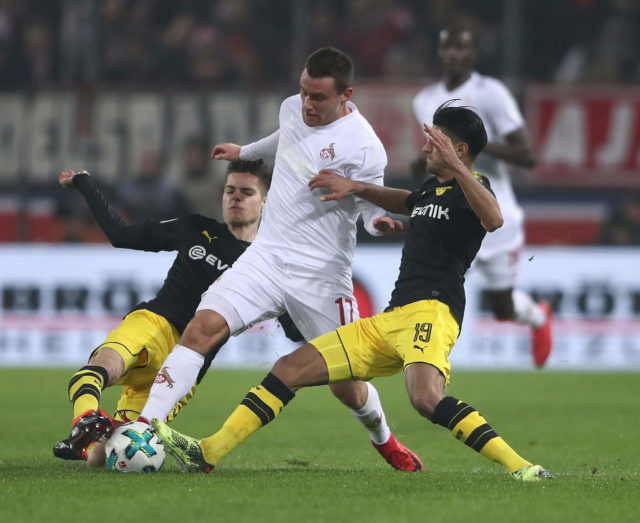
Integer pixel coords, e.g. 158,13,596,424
472,249,520,291
196,244,359,340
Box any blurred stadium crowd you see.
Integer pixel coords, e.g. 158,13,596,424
2,0,639,88
1,0,639,244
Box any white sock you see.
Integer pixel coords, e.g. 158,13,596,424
350,382,391,445
512,289,546,328
140,344,204,422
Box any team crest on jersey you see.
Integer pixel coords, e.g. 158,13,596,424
436,186,452,196
320,142,336,160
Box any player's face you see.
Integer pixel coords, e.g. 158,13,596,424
438,29,475,76
299,69,353,127
222,172,266,228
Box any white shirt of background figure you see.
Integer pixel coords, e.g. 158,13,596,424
413,72,527,259
241,94,387,270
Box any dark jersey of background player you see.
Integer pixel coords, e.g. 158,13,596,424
387,172,493,326
71,173,302,378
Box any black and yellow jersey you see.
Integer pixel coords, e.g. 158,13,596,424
128,215,244,334
73,173,245,333
73,173,302,343
386,172,493,326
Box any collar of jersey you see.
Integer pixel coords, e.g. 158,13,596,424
314,101,359,130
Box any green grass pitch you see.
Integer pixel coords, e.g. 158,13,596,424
1,368,638,523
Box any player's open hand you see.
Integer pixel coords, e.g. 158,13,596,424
309,169,359,201
373,216,407,235
211,143,241,160
423,123,463,168
59,170,89,188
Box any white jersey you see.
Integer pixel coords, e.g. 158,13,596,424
413,71,525,259
241,94,387,271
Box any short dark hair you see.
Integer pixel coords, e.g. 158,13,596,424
226,159,272,194
432,100,487,158
304,47,354,93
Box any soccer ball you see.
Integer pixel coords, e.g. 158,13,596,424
105,421,165,473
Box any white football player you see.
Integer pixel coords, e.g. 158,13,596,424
138,47,423,472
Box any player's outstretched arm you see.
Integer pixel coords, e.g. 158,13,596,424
58,169,157,249
309,169,411,215
213,131,280,163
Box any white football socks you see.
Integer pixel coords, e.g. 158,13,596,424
140,344,205,422
350,381,391,445
512,289,546,328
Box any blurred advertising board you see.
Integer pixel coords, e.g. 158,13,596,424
2,86,638,185
0,88,419,183
1,245,639,370
526,85,640,188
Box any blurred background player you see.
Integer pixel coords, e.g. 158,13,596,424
53,160,305,467
181,135,225,221
117,148,191,222
152,103,551,482
412,27,552,367
137,47,423,472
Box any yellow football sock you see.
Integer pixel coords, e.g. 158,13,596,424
200,373,295,465
432,396,531,473
68,366,109,420
478,438,532,473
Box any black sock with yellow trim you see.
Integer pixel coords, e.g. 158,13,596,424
200,372,295,465
431,396,531,473
68,365,109,420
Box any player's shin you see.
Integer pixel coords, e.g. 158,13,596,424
140,344,204,422
431,396,531,474
348,381,391,445
200,372,295,465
